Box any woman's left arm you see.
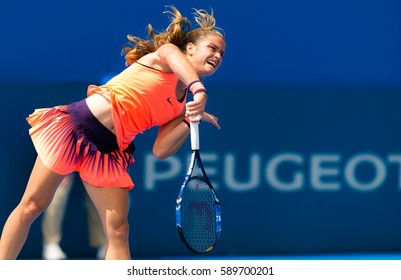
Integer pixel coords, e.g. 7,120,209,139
152,115,189,159
153,112,220,159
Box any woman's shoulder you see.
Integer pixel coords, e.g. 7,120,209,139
137,51,171,73
140,44,182,71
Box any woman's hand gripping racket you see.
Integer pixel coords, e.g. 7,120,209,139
176,116,222,253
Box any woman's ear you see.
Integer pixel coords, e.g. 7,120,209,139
186,43,195,56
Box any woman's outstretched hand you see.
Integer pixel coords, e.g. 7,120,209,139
201,112,220,129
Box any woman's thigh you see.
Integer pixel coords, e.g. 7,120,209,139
81,181,130,229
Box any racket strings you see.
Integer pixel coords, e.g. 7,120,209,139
181,178,217,252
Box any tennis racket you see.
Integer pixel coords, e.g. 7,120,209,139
176,119,222,253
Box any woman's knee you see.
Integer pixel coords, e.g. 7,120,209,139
105,212,130,240
18,198,50,223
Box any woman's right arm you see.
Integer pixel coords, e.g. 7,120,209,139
158,44,208,119
140,43,208,119
155,43,202,87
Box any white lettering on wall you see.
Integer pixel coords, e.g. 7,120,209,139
142,151,401,193
224,153,261,192
310,154,341,191
345,154,386,191
266,153,304,192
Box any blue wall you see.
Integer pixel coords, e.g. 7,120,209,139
2,84,401,258
1,0,401,88
1,0,401,259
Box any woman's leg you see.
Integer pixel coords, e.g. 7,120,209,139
0,156,65,259
85,191,106,259
82,181,130,260
41,174,74,259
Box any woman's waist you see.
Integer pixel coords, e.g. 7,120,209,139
85,93,115,133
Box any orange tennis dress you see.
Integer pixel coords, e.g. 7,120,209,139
27,62,186,189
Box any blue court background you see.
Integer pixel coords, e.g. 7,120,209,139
1,0,401,259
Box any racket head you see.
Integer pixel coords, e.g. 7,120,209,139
176,120,222,253
176,175,222,253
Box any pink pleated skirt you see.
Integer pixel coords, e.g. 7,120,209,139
27,99,135,189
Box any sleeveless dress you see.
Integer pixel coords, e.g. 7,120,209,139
27,62,186,189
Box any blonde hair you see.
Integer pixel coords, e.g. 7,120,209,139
122,6,225,66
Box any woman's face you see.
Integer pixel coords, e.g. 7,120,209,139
186,34,226,77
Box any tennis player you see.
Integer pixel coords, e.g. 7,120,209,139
0,6,225,260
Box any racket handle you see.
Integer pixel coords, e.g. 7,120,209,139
190,121,200,150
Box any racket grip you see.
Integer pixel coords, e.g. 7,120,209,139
190,121,200,150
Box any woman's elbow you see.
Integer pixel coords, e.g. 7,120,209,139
152,147,171,160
